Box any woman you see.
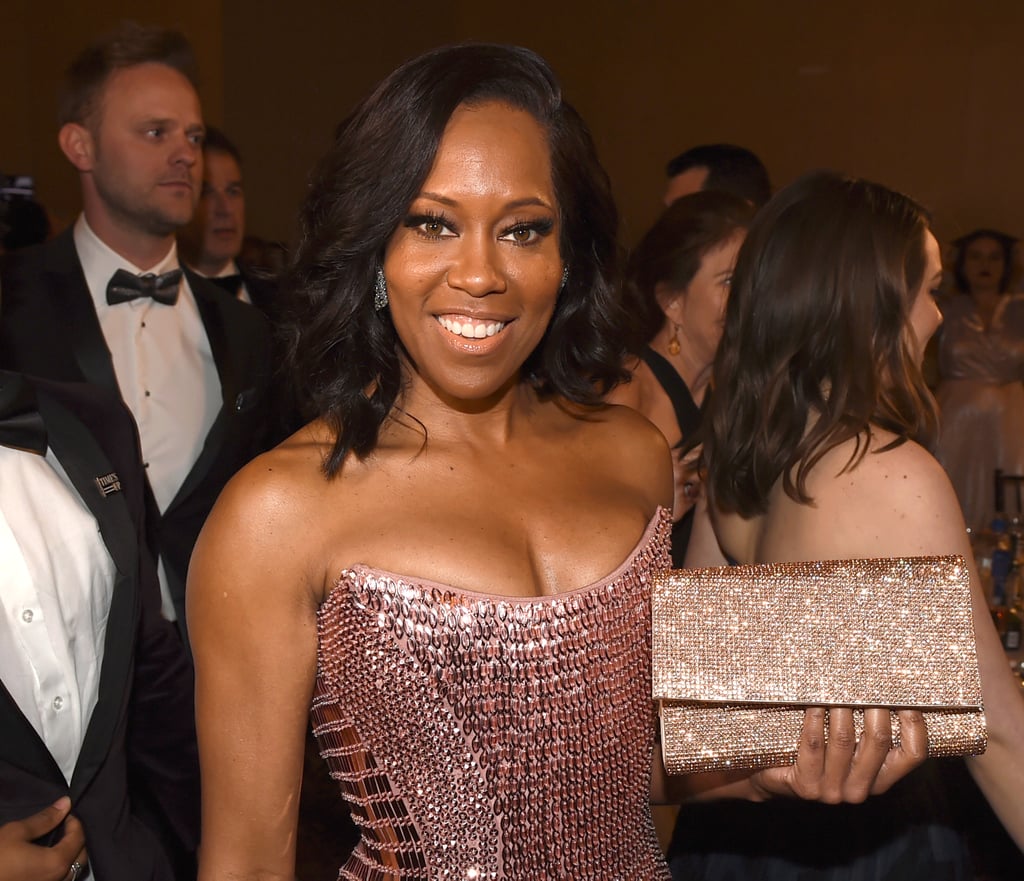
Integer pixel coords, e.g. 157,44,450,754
935,228,1024,530
677,173,1024,879
187,49,928,880
607,192,754,565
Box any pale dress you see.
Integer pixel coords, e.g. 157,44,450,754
935,293,1024,531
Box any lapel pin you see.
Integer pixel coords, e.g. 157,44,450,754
94,472,121,497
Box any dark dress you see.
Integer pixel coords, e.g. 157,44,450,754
667,760,979,881
639,346,702,568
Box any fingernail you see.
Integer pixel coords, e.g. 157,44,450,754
52,796,71,810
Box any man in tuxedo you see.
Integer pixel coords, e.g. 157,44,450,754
0,370,199,880
663,143,772,208
0,23,273,650
178,127,279,318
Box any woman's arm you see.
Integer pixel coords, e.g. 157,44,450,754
188,452,323,880
777,438,1024,844
653,480,931,806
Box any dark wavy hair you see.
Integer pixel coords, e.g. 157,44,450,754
623,191,754,351
703,171,938,517
282,43,626,476
951,228,1016,294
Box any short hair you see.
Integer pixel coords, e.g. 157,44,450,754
283,43,626,476
58,22,199,128
203,126,242,166
703,171,937,517
951,228,1016,294
623,190,754,350
665,144,772,208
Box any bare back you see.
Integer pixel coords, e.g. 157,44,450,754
696,426,1024,847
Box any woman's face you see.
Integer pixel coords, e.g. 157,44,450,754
666,231,745,368
907,230,944,359
962,235,1006,294
383,101,563,407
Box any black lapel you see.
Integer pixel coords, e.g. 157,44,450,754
35,392,140,798
0,679,67,785
47,235,122,394
163,273,236,512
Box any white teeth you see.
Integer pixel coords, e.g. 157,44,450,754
437,316,505,339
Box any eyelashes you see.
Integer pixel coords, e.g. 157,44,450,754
403,211,555,245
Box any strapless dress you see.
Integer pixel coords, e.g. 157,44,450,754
312,507,673,880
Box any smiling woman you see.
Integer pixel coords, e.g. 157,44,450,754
185,46,935,881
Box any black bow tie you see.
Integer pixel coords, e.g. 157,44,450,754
208,274,244,297
0,373,47,455
106,268,182,306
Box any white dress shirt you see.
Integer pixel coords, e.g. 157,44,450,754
0,446,115,784
74,216,221,619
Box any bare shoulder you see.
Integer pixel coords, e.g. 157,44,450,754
783,429,970,559
577,401,674,510
189,421,336,599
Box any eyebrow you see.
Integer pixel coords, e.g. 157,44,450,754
418,192,554,211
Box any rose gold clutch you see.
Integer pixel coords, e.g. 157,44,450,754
651,556,988,774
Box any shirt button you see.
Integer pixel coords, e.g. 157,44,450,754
141,321,146,328
21,609,34,623
144,390,151,397
52,696,64,711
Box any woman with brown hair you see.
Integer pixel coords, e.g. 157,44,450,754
677,171,1024,879
607,191,754,565
935,228,1024,529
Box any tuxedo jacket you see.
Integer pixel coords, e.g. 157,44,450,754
0,372,199,880
0,229,274,646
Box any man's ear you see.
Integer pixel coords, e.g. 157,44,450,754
58,123,95,172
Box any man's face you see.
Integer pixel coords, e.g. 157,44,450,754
663,165,708,207
87,62,204,238
195,149,245,271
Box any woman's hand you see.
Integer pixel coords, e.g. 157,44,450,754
749,707,928,803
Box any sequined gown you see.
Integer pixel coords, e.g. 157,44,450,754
312,508,673,881
935,292,1024,530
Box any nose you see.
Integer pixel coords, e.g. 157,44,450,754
210,191,229,217
173,134,200,168
445,233,506,298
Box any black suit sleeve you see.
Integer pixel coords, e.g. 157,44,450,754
52,382,201,872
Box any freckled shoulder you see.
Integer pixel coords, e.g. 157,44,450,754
786,429,969,560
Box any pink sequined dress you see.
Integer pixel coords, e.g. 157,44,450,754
312,508,673,881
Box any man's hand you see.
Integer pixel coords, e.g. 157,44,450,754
0,797,89,881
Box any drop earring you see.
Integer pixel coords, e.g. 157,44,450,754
560,266,569,292
374,267,388,311
668,323,681,356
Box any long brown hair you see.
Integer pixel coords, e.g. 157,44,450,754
704,171,938,517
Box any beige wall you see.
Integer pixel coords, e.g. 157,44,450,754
5,1,1023,253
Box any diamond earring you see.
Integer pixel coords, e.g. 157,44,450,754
374,267,388,311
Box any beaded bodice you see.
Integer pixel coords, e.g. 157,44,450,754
312,508,672,881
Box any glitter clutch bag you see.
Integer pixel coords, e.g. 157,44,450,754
651,556,988,774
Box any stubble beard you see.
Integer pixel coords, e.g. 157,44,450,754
93,170,195,240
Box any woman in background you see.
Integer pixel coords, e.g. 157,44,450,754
675,172,1024,880
935,228,1024,529
607,192,753,565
